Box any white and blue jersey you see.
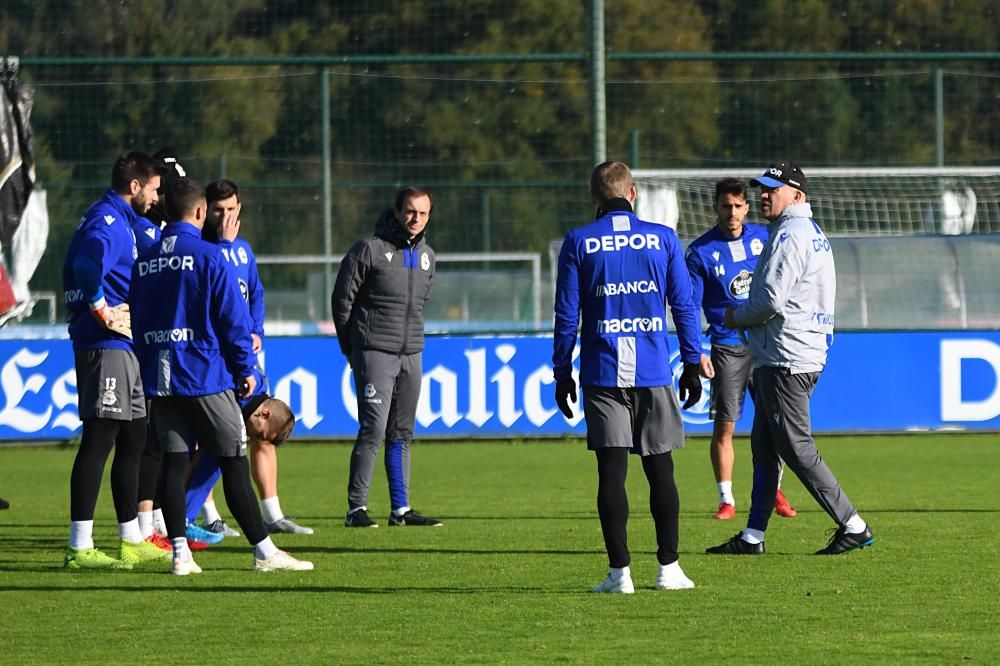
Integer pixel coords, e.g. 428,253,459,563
130,221,255,397
218,236,264,340
685,223,768,345
553,206,702,388
62,189,140,351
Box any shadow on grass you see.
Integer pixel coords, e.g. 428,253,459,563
0,583,582,594
204,545,605,556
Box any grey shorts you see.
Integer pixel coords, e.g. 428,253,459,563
74,348,145,421
149,391,247,457
710,343,753,421
582,385,685,456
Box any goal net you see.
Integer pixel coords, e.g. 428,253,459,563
633,167,1000,239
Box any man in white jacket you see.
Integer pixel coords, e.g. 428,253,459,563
706,161,874,556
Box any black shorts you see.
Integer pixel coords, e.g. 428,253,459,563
74,348,145,421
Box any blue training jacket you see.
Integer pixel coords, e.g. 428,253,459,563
553,205,702,388
685,223,769,346
62,188,140,351
218,237,265,340
132,215,161,253
130,221,255,397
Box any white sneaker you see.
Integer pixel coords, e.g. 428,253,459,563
254,550,314,572
592,572,635,594
655,561,695,590
172,557,202,576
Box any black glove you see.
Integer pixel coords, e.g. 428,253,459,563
678,363,703,410
555,377,577,419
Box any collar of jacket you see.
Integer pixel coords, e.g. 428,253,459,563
595,198,634,218
771,202,814,228
374,208,424,248
162,220,203,237
103,188,138,224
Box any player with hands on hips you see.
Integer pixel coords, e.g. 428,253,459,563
553,161,703,594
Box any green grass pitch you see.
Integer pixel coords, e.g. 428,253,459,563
1,434,997,663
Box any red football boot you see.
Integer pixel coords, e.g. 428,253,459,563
775,489,797,517
712,502,736,520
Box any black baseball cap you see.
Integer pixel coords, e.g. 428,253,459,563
750,161,808,193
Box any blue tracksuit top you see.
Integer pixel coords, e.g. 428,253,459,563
132,216,161,253
553,207,702,388
62,188,139,351
218,237,265,339
685,223,769,345
130,221,255,397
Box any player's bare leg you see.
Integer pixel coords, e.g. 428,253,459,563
711,419,737,519
253,440,313,535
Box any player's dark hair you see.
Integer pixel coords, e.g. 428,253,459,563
590,161,634,205
714,177,748,205
394,186,433,213
206,179,240,205
165,177,206,221
110,151,160,194
265,398,296,446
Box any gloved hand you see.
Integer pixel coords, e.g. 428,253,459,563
678,362,703,410
90,299,132,339
555,377,577,419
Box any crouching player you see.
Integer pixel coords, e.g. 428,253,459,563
130,176,312,575
184,366,300,538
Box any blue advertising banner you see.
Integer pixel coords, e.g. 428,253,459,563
0,331,997,440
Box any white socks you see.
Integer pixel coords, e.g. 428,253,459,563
202,499,222,525
138,511,154,539
392,506,411,517
119,518,143,544
741,528,765,544
261,496,284,524
152,508,167,536
69,520,94,550
845,514,868,534
254,536,280,560
718,481,734,506
172,537,192,562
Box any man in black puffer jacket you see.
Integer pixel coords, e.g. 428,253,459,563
332,187,441,529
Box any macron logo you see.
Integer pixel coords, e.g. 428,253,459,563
385,252,393,262
145,228,156,239
104,215,115,225
597,316,664,334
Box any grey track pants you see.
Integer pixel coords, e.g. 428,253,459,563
747,366,857,532
347,348,422,512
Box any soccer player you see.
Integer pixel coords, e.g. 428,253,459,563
184,179,314,536
686,177,797,520
133,149,202,549
130,176,312,574
333,186,441,528
553,161,704,593
62,151,170,569
707,161,874,556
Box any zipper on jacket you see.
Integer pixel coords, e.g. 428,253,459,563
401,244,415,353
